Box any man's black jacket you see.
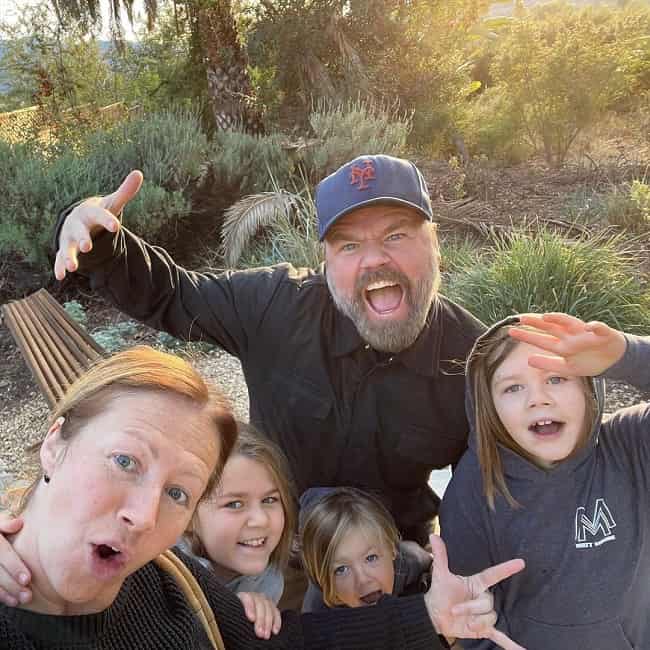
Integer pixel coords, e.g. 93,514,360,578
59,218,485,543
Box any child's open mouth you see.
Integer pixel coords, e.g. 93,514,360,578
529,419,563,436
238,536,267,549
359,590,384,605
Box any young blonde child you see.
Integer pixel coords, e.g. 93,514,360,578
440,312,650,649
299,487,432,613
178,422,296,639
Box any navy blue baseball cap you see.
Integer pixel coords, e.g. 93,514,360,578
315,154,433,241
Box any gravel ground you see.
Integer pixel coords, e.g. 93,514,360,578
1,340,648,496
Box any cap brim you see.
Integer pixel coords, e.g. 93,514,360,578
319,197,432,240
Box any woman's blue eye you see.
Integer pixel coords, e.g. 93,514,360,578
504,384,523,394
366,553,379,563
548,376,565,385
168,486,189,506
114,454,136,471
262,495,279,505
334,565,349,577
224,500,244,509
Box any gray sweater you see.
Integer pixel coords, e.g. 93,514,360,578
440,323,650,650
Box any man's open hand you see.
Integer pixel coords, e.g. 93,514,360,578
54,170,143,280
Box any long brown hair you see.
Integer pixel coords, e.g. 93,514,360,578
9,346,237,515
469,325,598,509
184,422,297,571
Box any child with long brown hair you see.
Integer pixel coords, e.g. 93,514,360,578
178,422,297,638
440,312,650,649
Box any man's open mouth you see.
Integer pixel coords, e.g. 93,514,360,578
359,590,384,605
364,280,404,314
529,419,563,436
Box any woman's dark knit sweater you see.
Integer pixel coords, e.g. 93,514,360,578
0,550,442,649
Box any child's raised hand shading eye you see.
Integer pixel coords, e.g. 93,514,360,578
236,591,282,639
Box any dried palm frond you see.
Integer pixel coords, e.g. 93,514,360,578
221,192,296,268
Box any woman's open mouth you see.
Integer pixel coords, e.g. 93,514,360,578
529,419,564,436
89,543,128,579
364,280,404,315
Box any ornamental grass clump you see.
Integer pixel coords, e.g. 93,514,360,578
445,228,650,334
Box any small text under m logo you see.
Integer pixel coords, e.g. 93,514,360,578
575,498,616,548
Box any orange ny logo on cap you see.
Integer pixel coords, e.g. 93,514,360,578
349,160,376,190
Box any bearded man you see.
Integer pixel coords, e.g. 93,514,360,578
53,154,485,546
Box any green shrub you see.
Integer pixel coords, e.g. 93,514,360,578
126,182,190,235
603,179,650,230
306,98,411,178
63,300,88,327
490,5,623,167
205,130,294,197
445,229,650,334
91,320,139,353
0,107,205,269
458,87,530,163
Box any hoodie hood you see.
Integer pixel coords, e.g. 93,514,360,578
465,315,605,481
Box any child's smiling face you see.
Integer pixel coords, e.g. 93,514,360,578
330,527,395,608
491,341,589,468
195,454,285,580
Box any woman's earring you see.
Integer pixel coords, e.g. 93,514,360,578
43,474,50,484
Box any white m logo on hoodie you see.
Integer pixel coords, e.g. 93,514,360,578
575,498,617,548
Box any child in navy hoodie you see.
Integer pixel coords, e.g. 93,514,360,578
440,312,650,649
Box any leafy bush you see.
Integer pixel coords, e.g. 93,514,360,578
490,4,623,167
91,321,139,353
306,98,411,178
63,300,88,327
445,229,650,334
604,179,650,230
0,107,204,269
458,87,530,163
204,130,294,197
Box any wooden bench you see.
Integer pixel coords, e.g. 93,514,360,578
1,288,105,407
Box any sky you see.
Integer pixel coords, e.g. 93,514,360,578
1,0,146,39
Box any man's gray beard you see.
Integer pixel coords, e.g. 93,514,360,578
327,264,438,354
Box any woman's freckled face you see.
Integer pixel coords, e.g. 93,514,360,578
28,391,219,614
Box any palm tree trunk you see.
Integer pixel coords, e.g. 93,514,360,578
193,0,264,134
